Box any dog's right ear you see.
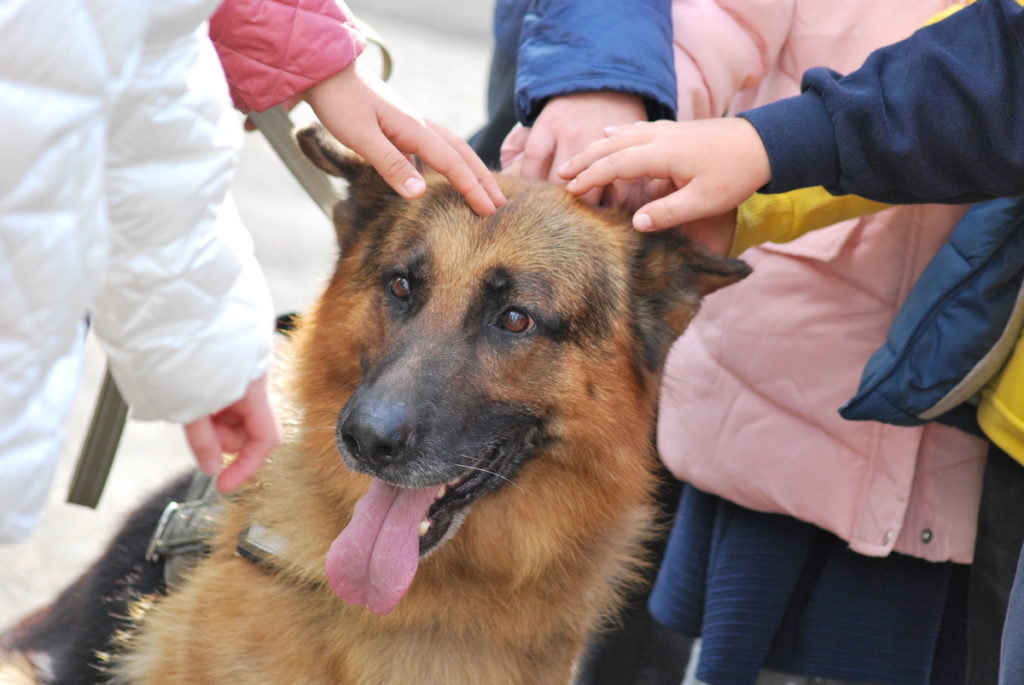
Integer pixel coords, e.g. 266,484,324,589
294,123,399,249
630,230,751,376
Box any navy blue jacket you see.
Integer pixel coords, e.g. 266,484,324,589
493,0,677,126
741,0,1024,203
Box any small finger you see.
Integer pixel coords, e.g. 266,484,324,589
565,145,672,196
547,145,576,186
499,124,529,171
216,453,258,494
503,155,524,178
377,108,497,215
215,413,280,494
428,121,506,210
215,432,274,494
184,419,223,477
411,131,499,216
518,127,555,182
351,128,429,199
213,414,247,454
633,183,721,232
548,148,601,205
556,126,658,180
602,119,675,137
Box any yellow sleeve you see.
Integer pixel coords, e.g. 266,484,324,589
923,3,975,26
729,188,890,258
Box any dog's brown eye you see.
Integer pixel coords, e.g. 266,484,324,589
498,308,533,333
389,276,411,298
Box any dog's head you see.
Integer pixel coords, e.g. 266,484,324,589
291,125,749,614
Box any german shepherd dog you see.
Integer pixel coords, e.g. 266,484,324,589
1,125,748,684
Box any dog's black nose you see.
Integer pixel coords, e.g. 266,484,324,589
338,400,414,469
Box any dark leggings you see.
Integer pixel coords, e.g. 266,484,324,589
969,443,1024,684
1000,542,1024,684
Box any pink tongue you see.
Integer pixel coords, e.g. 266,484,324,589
324,479,437,615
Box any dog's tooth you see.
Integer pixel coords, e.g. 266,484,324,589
419,519,431,536
436,486,446,499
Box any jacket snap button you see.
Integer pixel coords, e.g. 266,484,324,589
883,530,894,544
921,529,933,543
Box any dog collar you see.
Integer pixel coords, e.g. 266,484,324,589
236,522,291,567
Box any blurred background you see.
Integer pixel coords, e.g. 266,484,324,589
0,1,497,624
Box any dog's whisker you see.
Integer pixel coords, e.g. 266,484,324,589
452,463,523,491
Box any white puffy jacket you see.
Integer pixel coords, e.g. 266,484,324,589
0,0,274,542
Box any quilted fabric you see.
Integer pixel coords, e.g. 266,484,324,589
210,0,366,113
494,0,677,125
0,0,273,542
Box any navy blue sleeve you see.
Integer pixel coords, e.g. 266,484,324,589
512,0,677,126
741,0,1024,203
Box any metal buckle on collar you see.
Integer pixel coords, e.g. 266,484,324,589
145,498,224,564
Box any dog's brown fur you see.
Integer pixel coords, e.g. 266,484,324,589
7,126,748,685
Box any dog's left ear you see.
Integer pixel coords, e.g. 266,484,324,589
630,231,751,373
295,123,400,250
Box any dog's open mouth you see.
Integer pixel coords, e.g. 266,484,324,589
324,439,529,616
418,447,509,552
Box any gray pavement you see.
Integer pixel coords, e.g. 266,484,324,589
0,5,496,626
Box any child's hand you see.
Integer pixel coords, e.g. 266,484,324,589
558,118,771,231
306,62,505,216
500,92,647,206
184,374,280,494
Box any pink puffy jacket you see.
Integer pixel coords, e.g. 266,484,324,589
210,0,366,113
659,0,988,563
